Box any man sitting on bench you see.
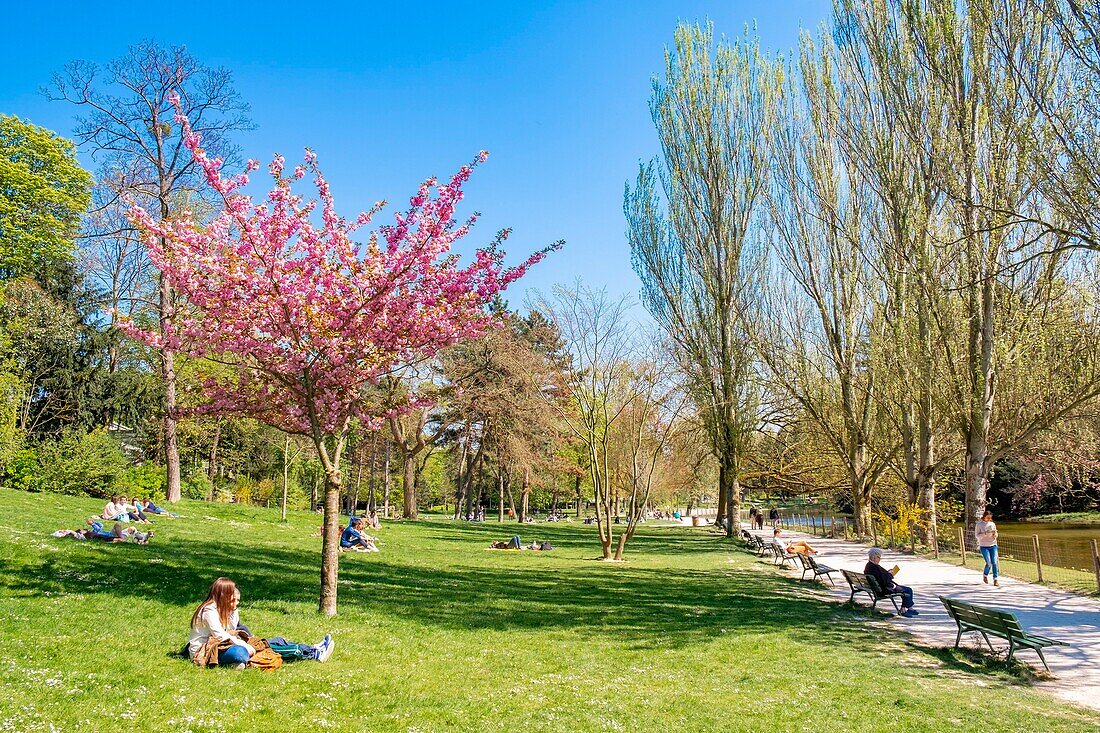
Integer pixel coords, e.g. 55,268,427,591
866,547,918,617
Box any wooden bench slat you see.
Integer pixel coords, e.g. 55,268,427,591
939,595,1067,671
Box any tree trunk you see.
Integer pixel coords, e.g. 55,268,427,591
367,433,377,512
402,452,417,519
498,470,505,522
319,469,342,616
613,531,628,561
352,459,363,516
453,433,468,519
506,474,517,520
963,275,996,546
519,466,531,524
281,435,290,522
159,242,181,503
574,473,582,517
208,420,222,483
383,439,391,517
715,462,728,528
720,457,740,538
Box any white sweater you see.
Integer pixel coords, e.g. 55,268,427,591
975,520,998,548
188,603,247,660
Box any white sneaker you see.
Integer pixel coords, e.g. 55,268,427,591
234,662,246,670
316,635,334,663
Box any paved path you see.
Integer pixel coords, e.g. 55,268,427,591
746,526,1100,711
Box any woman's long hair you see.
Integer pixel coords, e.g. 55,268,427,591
191,577,238,629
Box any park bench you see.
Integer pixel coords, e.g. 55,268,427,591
769,542,798,567
740,531,769,556
841,569,904,612
939,596,1066,671
797,553,837,586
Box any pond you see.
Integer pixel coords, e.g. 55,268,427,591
947,520,1100,573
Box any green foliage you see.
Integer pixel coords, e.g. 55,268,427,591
937,497,965,524
2,447,38,490
181,470,214,501
116,463,166,499
0,115,91,281
231,476,276,506
34,429,127,497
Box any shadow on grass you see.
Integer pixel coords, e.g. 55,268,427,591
11,529,879,652
904,641,1049,683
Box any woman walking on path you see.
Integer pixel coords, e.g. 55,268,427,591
975,510,1000,587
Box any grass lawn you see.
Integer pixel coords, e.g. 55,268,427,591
2,489,1098,733
1027,512,1100,525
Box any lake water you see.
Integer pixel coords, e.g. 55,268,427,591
947,520,1100,573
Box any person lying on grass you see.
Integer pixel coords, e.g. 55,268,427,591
54,520,153,544
140,498,180,517
772,528,817,555
340,517,379,552
489,536,524,550
865,547,919,618
189,577,334,669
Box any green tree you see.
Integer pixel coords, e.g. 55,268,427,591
0,115,91,283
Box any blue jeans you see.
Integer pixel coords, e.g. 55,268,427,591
219,644,250,667
980,545,999,579
895,584,914,610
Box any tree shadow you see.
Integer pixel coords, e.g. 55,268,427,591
13,531,881,651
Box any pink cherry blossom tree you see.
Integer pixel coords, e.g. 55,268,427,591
125,95,557,615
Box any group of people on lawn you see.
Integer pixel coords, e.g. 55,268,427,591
52,495,177,544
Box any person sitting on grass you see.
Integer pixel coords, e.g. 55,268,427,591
100,495,129,522
189,577,334,669
772,528,817,555
366,509,381,529
340,517,378,552
122,496,153,523
864,547,919,617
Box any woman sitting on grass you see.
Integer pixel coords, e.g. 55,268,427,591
100,495,128,522
189,578,334,669
122,496,152,523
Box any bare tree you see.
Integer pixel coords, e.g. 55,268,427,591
626,22,781,537
763,28,897,532
50,41,251,502
535,282,639,559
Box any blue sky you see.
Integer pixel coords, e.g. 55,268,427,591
1,0,829,306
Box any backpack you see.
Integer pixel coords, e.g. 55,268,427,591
247,648,283,671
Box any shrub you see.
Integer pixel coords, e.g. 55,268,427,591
182,470,214,501
2,447,38,490
116,463,166,499
35,429,127,497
